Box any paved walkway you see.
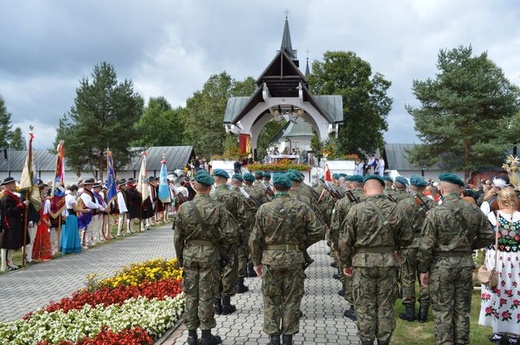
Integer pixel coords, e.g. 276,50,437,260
164,240,359,345
0,224,359,344
0,225,175,322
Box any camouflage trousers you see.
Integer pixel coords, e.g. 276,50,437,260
429,265,473,345
182,258,220,330
261,264,305,336
400,247,429,307
353,266,398,343
219,250,238,296
334,251,354,304
237,240,249,279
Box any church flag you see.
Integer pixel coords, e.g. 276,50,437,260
106,150,118,205
49,141,66,218
324,163,332,182
137,151,150,204
158,156,171,203
19,127,35,192
19,126,42,211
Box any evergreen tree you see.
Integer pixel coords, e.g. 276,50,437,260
407,45,520,179
54,62,144,179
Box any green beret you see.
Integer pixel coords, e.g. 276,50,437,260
363,174,385,187
213,169,229,179
195,171,214,186
395,176,409,186
243,173,255,182
339,173,347,178
287,169,304,179
350,175,365,184
273,174,292,188
332,173,340,180
286,172,300,182
263,172,271,179
410,175,428,187
232,173,243,182
382,175,393,182
344,175,352,181
255,171,264,179
438,173,464,187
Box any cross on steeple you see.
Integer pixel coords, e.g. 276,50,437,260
284,9,289,19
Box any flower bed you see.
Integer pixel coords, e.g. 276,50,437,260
0,259,185,345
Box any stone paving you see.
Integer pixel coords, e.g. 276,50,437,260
0,225,175,322
164,240,359,345
0,223,360,344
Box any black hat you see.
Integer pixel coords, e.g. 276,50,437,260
1,176,16,186
83,178,96,185
126,177,136,184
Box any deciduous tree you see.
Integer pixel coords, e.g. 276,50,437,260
308,51,392,157
133,96,184,147
181,73,256,158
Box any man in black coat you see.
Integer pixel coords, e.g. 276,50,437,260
1,177,30,271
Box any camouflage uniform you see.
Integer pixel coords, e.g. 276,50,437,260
212,184,251,300
249,192,324,337
338,194,413,344
391,189,409,203
398,192,436,321
329,188,363,307
173,194,237,331
417,192,493,345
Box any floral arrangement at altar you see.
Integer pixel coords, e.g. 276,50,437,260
0,259,185,345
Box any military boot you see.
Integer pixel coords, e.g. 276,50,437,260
268,335,280,345
214,298,222,315
417,305,428,323
221,295,236,315
377,341,389,345
200,330,221,345
247,262,257,277
236,277,249,293
282,334,293,345
360,341,374,345
187,330,198,345
343,305,356,321
399,305,416,322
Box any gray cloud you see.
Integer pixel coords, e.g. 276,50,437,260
0,0,518,149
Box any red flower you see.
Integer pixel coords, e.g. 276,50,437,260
24,279,183,319
502,310,512,321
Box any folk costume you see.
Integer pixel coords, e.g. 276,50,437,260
0,177,30,271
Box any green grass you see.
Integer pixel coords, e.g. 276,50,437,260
392,288,491,345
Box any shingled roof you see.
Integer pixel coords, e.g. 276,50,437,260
0,146,195,174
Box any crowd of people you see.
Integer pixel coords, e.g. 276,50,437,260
172,165,519,345
0,175,195,271
1,162,519,345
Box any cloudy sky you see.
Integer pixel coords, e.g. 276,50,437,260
1,0,519,151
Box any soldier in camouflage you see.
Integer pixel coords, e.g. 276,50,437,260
230,173,257,292
338,175,413,345
329,174,364,321
397,175,436,323
173,170,238,345
418,173,494,345
392,176,410,202
250,173,325,345
212,169,252,314
286,172,325,269
243,172,268,277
